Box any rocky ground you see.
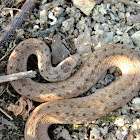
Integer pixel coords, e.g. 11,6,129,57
0,0,140,140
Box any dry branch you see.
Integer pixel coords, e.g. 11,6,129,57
117,0,140,7
0,70,36,83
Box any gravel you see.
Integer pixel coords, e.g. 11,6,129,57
0,0,140,140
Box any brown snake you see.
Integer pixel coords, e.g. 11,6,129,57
7,38,140,140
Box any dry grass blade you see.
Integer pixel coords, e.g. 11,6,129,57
117,0,140,7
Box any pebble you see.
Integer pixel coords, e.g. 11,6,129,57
132,97,140,104
121,33,134,48
113,35,121,43
33,25,39,30
74,11,81,22
118,12,125,19
134,47,140,56
99,32,114,43
97,3,108,15
53,126,62,134
51,34,70,65
104,74,114,85
75,27,92,60
121,104,129,115
48,11,57,25
115,130,128,140
16,29,25,39
66,7,77,17
92,13,106,23
57,128,71,140
73,29,79,36
101,23,109,32
91,87,96,92
131,31,140,48
76,19,86,32
131,97,140,111
131,119,140,130
53,7,64,17
72,0,96,16
94,23,101,30
116,29,123,35
71,131,88,140
110,13,116,20
115,116,126,127
107,133,117,140
115,3,125,12
90,126,101,139
99,126,108,135
54,126,71,140
109,67,117,74
40,9,47,25
62,17,75,32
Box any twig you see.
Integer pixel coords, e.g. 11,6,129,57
0,41,16,61
124,23,139,33
116,0,140,7
13,132,24,137
0,107,13,120
0,70,36,83
0,0,35,46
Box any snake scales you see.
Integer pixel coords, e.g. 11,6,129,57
7,38,140,140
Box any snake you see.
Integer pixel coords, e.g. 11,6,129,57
7,38,140,140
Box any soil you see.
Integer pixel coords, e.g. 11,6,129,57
0,0,140,140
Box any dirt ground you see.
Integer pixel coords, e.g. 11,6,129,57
0,0,140,140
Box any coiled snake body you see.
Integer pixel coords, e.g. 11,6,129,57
7,38,140,140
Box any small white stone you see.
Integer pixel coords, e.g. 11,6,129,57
53,126,63,134
90,126,101,139
116,29,123,35
131,119,140,130
115,116,125,126
48,11,57,25
132,123,138,130
113,35,121,43
125,12,130,18
57,128,71,140
121,130,128,138
121,104,128,115
33,25,39,30
132,97,140,104
35,19,40,24
99,126,108,135
91,87,96,92
53,7,64,17
115,130,123,139
131,97,140,111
